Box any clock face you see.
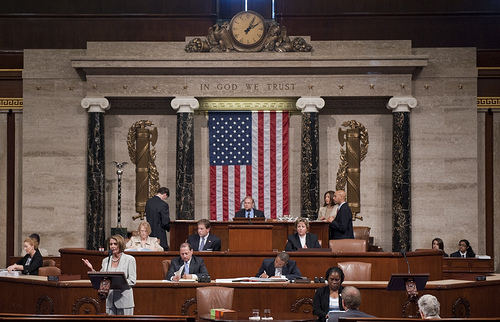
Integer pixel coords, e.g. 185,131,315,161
229,11,266,48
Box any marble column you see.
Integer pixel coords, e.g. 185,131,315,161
171,97,199,220
81,97,110,250
387,96,417,252
296,97,325,220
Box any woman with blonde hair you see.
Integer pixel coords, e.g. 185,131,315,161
7,237,43,275
285,217,321,251
126,221,163,251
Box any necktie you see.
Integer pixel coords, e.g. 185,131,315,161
184,262,189,275
199,237,205,250
462,254,466,258
247,210,252,218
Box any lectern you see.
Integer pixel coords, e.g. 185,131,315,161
387,273,429,318
88,271,130,314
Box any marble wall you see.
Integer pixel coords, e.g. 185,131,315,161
12,40,495,271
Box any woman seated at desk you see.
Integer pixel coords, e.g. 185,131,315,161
450,239,476,258
313,266,345,322
285,217,321,251
7,237,43,275
126,221,163,251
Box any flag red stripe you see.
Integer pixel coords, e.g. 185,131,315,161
210,166,217,220
234,165,240,214
282,112,289,216
270,112,277,219
222,167,228,221
258,112,265,211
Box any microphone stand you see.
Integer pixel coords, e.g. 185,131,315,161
105,249,113,271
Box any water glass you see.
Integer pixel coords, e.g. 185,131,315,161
252,309,260,318
264,309,271,319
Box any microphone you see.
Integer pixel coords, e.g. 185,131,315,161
106,249,113,271
247,209,252,225
401,249,410,274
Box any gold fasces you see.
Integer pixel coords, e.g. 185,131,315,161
127,120,160,220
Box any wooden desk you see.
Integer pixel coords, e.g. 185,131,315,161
59,248,444,281
200,312,315,322
1,275,500,318
442,258,494,280
228,225,273,251
169,220,330,252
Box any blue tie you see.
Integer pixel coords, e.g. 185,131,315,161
199,237,205,250
184,262,189,275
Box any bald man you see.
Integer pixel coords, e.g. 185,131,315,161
329,190,354,240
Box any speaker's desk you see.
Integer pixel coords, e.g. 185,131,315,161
1,275,499,318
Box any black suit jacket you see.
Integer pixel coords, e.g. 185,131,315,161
450,251,474,258
166,255,209,280
328,309,374,322
285,233,321,251
186,233,222,251
234,208,265,218
16,249,43,275
145,195,170,250
313,285,344,322
255,258,301,280
329,203,354,239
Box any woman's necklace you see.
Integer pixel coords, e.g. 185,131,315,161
111,253,121,262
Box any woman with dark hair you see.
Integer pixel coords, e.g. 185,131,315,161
82,235,137,315
431,237,448,257
318,191,338,223
450,239,476,258
7,237,43,275
313,266,345,322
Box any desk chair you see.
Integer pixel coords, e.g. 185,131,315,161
337,261,372,281
162,260,171,280
196,286,234,316
39,265,61,276
329,239,367,253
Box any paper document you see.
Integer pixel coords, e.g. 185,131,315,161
215,277,288,283
174,264,185,277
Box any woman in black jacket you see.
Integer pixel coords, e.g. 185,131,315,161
7,237,43,275
313,266,345,322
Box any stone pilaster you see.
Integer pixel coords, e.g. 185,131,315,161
296,97,325,220
171,97,199,220
81,97,109,250
387,96,417,252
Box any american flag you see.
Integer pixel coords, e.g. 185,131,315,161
209,111,289,221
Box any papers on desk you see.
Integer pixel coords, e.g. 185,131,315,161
476,255,491,259
0,269,21,277
215,277,288,283
125,248,153,251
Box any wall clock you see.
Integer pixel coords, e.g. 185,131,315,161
229,11,267,51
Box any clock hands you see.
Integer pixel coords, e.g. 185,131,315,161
244,17,261,34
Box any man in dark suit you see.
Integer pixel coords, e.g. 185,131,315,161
145,187,171,250
186,219,221,251
166,242,209,281
234,196,265,218
256,252,301,280
329,190,354,240
328,286,374,322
